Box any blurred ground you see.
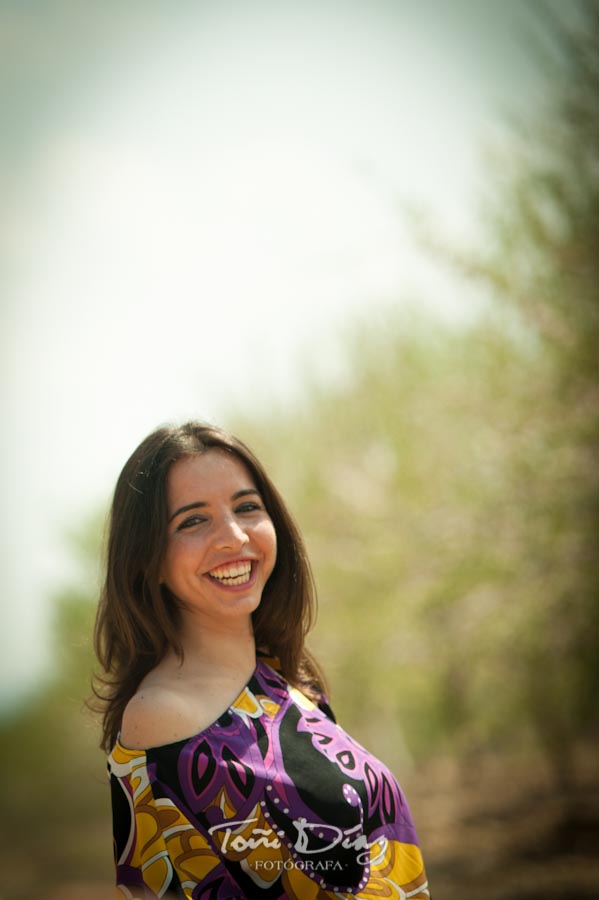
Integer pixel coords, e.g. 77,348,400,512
410,741,599,900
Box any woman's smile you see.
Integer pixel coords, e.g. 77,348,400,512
206,558,257,587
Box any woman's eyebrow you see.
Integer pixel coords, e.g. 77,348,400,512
232,488,260,501
168,501,207,523
168,489,260,523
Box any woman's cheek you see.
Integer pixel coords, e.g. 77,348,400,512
160,538,190,585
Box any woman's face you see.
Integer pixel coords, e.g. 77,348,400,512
160,450,277,623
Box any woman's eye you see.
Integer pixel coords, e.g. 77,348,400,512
236,502,261,514
177,515,206,531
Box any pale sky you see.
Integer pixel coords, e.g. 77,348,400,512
0,0,575,708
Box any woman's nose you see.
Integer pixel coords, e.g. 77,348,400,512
214,515,250,550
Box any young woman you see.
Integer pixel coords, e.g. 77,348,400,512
94,421,430,899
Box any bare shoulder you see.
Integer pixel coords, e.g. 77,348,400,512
119,663,256,750
120,683,202,750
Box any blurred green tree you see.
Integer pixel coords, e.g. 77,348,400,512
0,514,111,898
440,1,599,782
239,2,598,782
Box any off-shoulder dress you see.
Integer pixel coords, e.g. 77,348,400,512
108,651,429,899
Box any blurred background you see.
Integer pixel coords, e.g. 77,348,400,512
0,1,597,898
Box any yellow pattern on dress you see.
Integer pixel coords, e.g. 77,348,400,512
111,742,221,899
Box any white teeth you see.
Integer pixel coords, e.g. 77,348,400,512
212,572,251,586
209,562,252,584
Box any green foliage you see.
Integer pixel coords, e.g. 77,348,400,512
0,516,111,898
237,6,599,774
444,3,599,774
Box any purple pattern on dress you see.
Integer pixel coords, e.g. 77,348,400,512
110,654,428,899
145,658,419,894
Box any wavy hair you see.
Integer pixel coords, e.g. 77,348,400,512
93,421,327,752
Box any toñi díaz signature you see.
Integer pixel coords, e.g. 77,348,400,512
208,816,385,866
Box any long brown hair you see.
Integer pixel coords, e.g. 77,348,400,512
93,421,327,751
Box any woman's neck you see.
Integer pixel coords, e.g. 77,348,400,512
166,612,257,683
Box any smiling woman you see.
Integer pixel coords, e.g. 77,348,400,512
93,421,430,899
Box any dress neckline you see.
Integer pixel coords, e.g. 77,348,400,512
113,657,269,755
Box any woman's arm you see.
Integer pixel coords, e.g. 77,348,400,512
109,746,230,898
